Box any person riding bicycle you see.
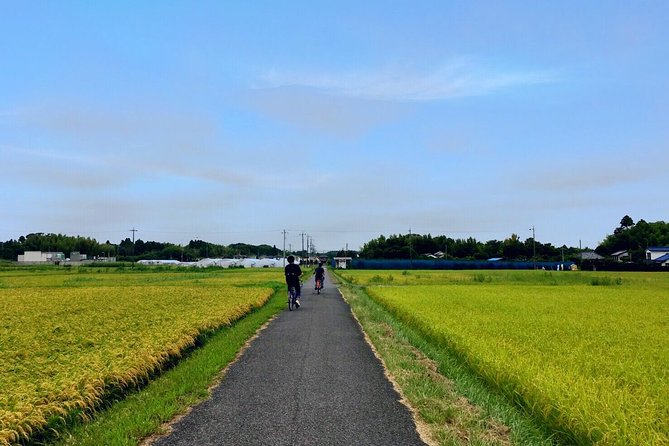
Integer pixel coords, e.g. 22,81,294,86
315,262,325,290
285,255,302,307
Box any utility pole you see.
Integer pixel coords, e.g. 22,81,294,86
529,226,536,269
307,235,311,264
129,227,138,256
282,229,287,267
409,228,413,269
301,232,305,262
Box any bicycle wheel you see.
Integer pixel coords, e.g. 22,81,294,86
289,287,298,311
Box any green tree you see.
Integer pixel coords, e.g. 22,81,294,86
598,217,669,262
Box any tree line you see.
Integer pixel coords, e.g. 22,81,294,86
0,233,280,262
358,233,579,261
595,216,669,262
1,216,667,264
359,216,669,263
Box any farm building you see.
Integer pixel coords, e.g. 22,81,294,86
333,257,352,269
69,251,88,261
17,251,65,263
135,257,288,268
610,250,629,262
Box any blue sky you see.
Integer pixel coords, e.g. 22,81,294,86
1,1,667,252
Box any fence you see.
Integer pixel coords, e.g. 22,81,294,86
341,259,575,270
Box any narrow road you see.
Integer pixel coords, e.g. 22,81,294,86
152,271,426,446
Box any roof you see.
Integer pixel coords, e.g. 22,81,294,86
581,251,604,260
647,246,669,252
610,250,628,256
653,253,669,263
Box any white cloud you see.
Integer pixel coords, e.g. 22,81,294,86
257,59,557,102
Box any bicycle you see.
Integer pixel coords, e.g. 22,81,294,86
288,286,300,311
315,278,323,294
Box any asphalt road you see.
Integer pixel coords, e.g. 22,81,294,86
151,271,426,446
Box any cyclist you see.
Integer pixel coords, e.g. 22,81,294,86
315,262,325,290
285,255,302,307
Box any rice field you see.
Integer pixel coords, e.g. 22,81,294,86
0,267,283,445
342,270,669,445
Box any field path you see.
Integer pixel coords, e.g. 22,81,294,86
150,271,425,446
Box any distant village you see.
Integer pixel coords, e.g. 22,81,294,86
6,216,669,270
14,247,669,270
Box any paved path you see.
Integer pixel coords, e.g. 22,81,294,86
152,271,426,446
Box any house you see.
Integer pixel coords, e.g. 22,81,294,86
610,250,630,262
652,253,669,267
646,246,669,261
646,246,669,263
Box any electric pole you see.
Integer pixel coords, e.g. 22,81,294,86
129,227,138,256
307,235,311,264
409,228,413,269
301,232,305,262
282,229,287,267
530,226,536,269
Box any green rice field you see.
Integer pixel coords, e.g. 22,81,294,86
339,270,669,445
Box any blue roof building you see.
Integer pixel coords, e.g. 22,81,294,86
646,246,669,263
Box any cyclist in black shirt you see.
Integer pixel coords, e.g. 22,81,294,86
315,262,325,290
284,255,302,307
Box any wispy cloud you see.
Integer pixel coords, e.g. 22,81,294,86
514,149,668,191
257,59,557,101
240,86,403,138
2,144,97,165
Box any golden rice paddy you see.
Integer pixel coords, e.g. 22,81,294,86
0,268,282,445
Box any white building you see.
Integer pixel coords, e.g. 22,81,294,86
646,246,669,262
17,251,65,263
333,257,352,269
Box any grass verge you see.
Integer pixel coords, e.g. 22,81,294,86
48,288,286,446
334,274,559,446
